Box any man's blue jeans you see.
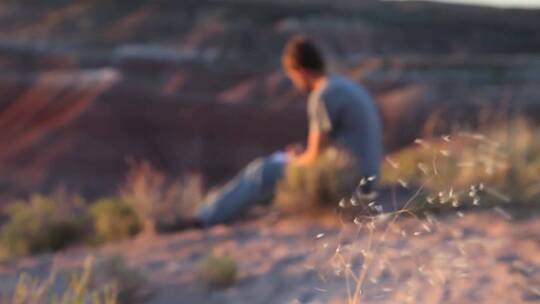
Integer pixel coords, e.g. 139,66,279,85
198,152,288,226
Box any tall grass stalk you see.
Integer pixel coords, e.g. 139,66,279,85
11,257,117,304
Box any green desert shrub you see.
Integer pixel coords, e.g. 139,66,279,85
274,147,361,214
0,194,86,258
198,254,238,288
90,198,141,243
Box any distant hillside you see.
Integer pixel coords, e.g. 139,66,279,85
0,0,540,198
1,0,540,59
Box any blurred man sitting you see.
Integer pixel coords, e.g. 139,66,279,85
188,35,382,227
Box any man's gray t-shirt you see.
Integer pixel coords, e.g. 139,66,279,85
308,75,382,179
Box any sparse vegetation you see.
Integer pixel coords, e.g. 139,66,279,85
91,255,151,304
274,147,361,214
328,117,540,303
0,161,207,259
89,198,141,244
121,161,204,234
0,193,86,259
11,257,117,304
0,193,144,259
9,255,150,304
198,254,238,288
381,117,540,213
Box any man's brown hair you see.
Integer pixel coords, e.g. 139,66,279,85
282,35,326,73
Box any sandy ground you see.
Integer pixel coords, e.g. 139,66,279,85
0,206,539,304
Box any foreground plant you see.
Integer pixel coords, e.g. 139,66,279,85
91,255,151,304
274,147,360,214
0,193,86,259
198,254,238,288
90,198,141,243
121,161,204,233
314,118,540,303
11,257,117,304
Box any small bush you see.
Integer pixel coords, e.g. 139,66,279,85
90,198,141,243
0,194,86,258
121,161,204,233
198,254,238,288
274,147,361,214
92,255,151,304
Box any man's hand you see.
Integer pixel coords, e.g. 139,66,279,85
292,152,315,165
290,128,329,166
285,143,304,159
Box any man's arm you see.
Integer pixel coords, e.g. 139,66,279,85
293,127,329,165
293,88,333,165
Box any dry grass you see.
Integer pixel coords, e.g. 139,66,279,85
274,147,361,215
381,117,540,212
0,161,207,259
321,117,540,303
10,257,117,304
121,161,204,233
91,255,151,304
9,255,149,304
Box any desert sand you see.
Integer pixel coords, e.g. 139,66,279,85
0,205,538,304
